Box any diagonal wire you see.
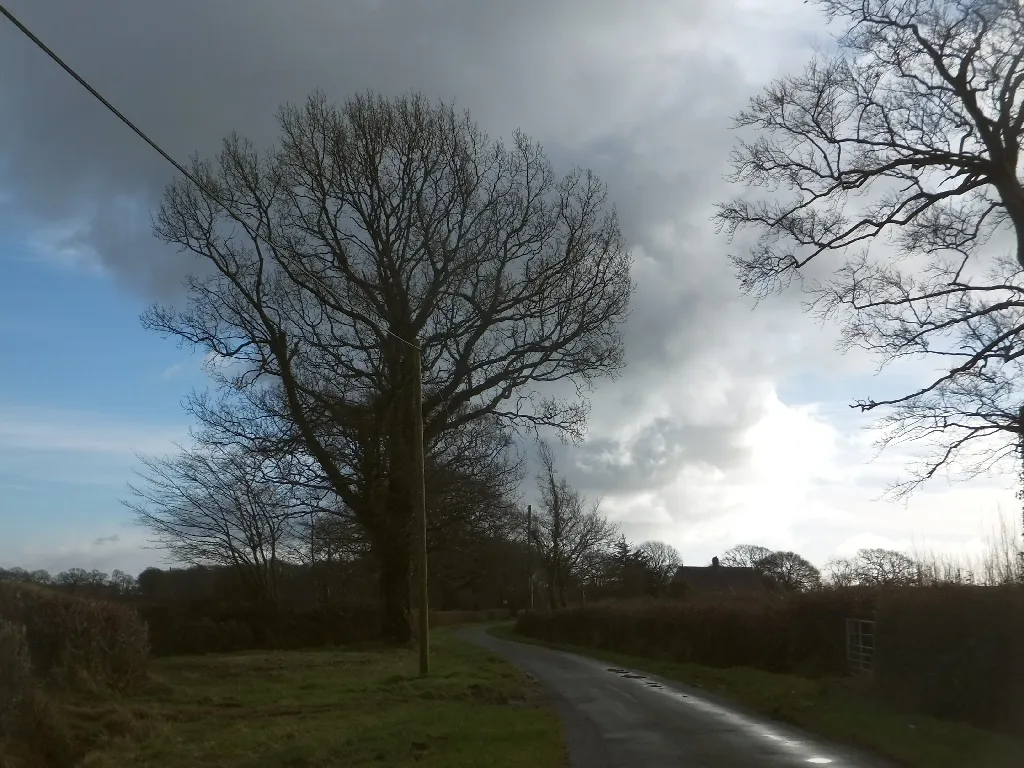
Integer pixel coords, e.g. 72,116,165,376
0,2,416,350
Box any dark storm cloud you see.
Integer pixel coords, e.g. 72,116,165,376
0,0,828,513
0,0,763,287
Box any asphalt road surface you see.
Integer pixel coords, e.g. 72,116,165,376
460,626,897,768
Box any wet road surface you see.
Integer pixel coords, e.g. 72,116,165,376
460,626,898,768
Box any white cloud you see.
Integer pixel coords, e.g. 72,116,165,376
158,362,184,380
570,383,1020,568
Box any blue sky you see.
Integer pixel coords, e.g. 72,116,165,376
0,242,198,574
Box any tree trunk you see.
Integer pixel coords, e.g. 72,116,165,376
377,537,413,644
374,441,416,644
546,572,558,611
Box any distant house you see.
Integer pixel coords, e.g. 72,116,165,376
672,556,772,596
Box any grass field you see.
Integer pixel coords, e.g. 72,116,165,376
488,624,1024,768
57,630,565,767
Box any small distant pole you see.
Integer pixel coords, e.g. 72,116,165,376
526,504,534,611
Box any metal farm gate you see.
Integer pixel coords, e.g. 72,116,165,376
845,617,875,676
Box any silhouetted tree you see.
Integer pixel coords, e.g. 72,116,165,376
126,444,307,607
55,568,109,595
717,0,1024,496
532,442,617,608
109,569,139,596
852,548,921,587
604,536,653,598
147,90,633,642
721,544,773,569
755,551,821,592
637,540,682,595
822,557,860,588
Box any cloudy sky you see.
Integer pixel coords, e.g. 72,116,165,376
0,0,1018,577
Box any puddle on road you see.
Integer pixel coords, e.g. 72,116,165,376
605,668,647,680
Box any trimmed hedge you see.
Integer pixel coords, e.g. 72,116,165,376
875,585,1024,733
515,591,879,677
139,602,512,656
0,581,148,692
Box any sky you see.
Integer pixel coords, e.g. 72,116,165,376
0,0,1019,578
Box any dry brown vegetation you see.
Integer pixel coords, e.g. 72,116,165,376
0,581,150,767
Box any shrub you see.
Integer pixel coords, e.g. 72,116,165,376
0,620,32,747
874,585,1024,733
0,581,149,692
0,618,77,768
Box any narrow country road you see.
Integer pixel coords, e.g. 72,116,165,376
459,626,898,768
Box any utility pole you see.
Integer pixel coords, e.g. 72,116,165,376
526,504,534,612
410,343,429,676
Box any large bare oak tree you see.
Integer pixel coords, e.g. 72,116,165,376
146,91,633,641
716,0,1024,496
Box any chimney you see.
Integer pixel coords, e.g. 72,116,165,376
711,556,720,568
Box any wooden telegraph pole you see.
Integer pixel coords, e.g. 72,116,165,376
410,343,429,676
526,504,534,611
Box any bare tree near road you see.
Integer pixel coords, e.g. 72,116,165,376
717,0,1024,497
145,91,633,641
532,441,618,608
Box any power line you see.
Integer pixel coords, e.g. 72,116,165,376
0,3,202,195
0,1,417,351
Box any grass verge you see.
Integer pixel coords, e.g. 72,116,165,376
54,629,565,767
487,624,1023,768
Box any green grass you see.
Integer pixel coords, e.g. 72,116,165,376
488,624,1024,768
53,630,565,767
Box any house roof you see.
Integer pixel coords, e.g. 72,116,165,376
673,564,772,594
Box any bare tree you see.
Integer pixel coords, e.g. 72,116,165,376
532,441,618,608
716,0,1024,495
638,540,683,593
852,548,922,586
146,91,633,642
720,544,774,569
109,569,139,596
125,444,307,607
822,557,861,588
756,551,822,592
54,568,109,596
